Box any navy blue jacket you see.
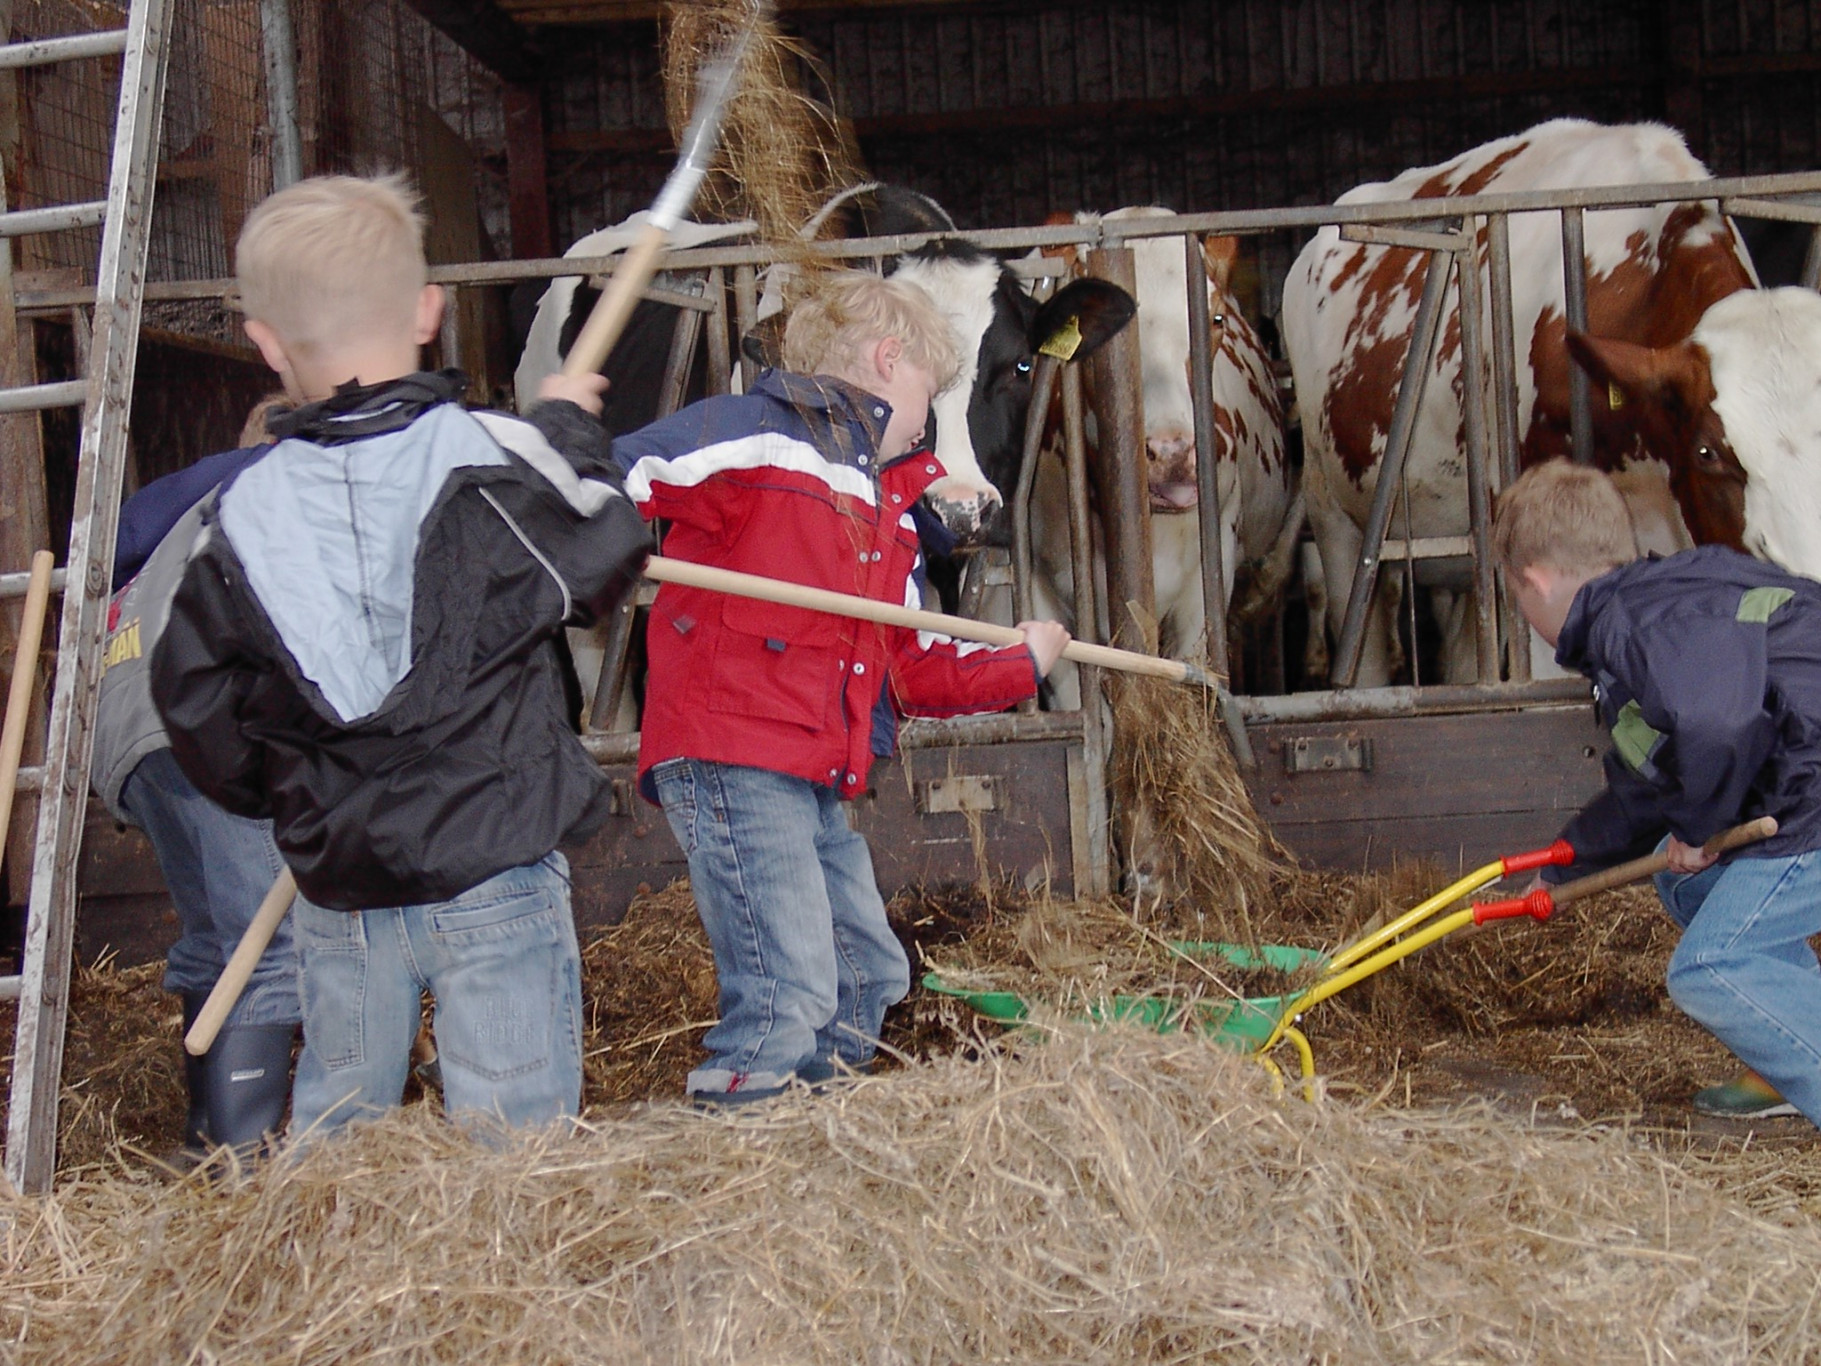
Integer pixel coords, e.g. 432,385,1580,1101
113,444,267,589
1548,546,1821,879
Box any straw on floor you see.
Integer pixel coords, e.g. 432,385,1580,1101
5,1024,1821,1365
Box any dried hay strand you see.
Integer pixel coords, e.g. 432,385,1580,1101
661,2,861,249
8,1026,1821,1364
1108,671,1288,936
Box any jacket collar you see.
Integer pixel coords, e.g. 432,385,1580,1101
268,369,468,446
753,368,894,455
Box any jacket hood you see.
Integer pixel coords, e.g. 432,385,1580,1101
752,368,895,454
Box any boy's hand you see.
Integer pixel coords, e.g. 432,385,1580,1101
1016,620,1071,678
537,371,610,416
1666,834,1719,875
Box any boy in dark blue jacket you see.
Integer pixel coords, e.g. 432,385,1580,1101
1496,459,1821,1123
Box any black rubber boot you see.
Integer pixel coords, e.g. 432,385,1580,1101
179,992,211,1153
202,1023,296,1155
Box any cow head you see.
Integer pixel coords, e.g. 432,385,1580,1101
1567,288,1821,574
1100,208,1249,512
869,241,1134,541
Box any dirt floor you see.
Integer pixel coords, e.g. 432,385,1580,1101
3,867,1818,1212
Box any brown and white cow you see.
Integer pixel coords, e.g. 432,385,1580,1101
1031,207,1298,707
1284,118,1759,685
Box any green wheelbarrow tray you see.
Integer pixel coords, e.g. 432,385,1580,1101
922,941,1328,1053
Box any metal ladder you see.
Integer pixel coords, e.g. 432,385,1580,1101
1,0,172,1195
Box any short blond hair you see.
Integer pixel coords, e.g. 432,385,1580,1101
1492,460,1638,579
236,173,427,359
781,271,961,391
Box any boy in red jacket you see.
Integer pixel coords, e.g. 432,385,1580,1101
613,272,1069,1103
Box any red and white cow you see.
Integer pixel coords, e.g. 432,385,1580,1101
1032,208,1297,707
1284,118,1759,685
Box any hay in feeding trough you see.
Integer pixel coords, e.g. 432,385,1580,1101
1108,670,1289,940
661,2,861,251
9,1026,1821,1363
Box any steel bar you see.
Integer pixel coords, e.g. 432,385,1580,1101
1235,676,1590,722
702,266,731,396
13,765,40,793
1454,219,1501,683
732,264,758,391
0,30,128,69
1560,207,1595,465
1720,195,1821,224
1331,247,1456,688
0,567,66,599
1011,354,1059,626
1485,210,1531,683
1338,223,1469,252
1803,229,1821,291
1084,245,1152,652
578,709,1089,768
1185,231,1230,680
655,292,704,418
0,202,105,237
258,0,302,188
1060,363,1099,645
0,976,17,1002
0,380,83,413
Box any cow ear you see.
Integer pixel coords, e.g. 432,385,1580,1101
1201,234,1240,289
1566,331,1702,417
1028,279,1137,364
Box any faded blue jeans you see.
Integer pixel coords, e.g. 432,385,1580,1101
290,851,582,1138
116,747,298,1027
652,759,911,1099
1655,848,1821,1125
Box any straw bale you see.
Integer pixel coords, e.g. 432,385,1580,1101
6,1026,1821,1364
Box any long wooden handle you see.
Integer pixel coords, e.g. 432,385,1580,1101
560,224,671,379
642,555,1221,687
1553,816,1780,906
0,550,54,858
184,867,296,1056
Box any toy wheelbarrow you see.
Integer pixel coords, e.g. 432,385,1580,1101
925,817,1779,1092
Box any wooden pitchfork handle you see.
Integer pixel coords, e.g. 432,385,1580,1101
1471,816,1781,924
183,867,295,1056
642,555,1225,688
0,550,54,862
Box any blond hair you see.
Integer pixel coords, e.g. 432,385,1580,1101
781,271,961,391
1492,460,1638,579
235,173,427,359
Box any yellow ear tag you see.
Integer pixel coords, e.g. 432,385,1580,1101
1039,314,1083,361
1607,380,1625,411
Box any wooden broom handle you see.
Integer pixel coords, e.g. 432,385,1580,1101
642,555,1221,687
0,550,54,859
184,867,296,1056
1551,816,1780,906
559,224,671,380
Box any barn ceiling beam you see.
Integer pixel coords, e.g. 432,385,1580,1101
401,0,544,82
496,0,990,23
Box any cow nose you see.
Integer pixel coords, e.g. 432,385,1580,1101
1146,431,1194,463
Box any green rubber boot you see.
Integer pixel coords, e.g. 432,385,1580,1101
1692,1070,1801,1120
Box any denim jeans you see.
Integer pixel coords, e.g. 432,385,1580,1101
652,759,911,1098
1655,848,1821,1124
116,747,298,1027
290,851,582,1138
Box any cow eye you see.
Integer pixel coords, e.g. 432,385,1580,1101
1016,359,1033,376
1211,313,1226,327
1696,443,1721,468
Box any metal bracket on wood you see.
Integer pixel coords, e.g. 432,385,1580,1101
918,775,1001,815
1283,734,1373,775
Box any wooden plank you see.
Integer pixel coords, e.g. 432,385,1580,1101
1245,706,1610,870
503,82,552,263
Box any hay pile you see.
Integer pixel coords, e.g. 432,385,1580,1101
7,1026,1821,1364
661,2,860,247
1107,674,1287,938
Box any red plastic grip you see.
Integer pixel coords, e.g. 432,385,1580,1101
1500,839,1575,875
1471,888,1557,925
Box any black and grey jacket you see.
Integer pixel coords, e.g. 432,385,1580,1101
150,371,650,911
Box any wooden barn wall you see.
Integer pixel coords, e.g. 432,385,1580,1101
543,0,1821,312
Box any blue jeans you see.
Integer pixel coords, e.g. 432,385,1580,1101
116,748,298,1027
652,759,911,1098
1655,849,1821,1125
290,852,583,1137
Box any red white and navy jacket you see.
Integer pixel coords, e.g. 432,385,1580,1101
614,369,1040,801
